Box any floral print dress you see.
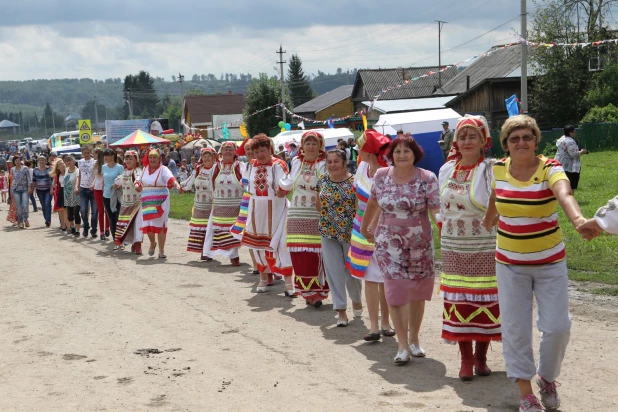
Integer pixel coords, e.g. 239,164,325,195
371,166,440,281
317,174,356,243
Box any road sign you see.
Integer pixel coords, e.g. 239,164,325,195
78,119,92,145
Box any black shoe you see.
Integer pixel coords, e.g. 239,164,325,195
45,221,51,227
105,230,110,237
70,226,77,235
82,228,88,237
91,232,97,239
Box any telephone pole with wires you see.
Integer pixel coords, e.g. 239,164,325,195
520,0,528,113
277,45,287,123
178,73,185,103
436,20,447,90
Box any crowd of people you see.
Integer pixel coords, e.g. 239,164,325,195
3,115,617,412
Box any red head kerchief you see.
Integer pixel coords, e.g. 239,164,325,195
299,130,326,162
446,115,492,163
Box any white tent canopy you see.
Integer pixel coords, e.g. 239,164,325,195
272,128,355,151
373,108,461,135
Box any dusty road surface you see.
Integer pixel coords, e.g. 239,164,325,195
1,209,617,412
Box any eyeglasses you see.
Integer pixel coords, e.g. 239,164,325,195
507,134,536,144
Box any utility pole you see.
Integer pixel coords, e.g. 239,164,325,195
436,20,447,90
276,45,287,122
127,92,134,120
94,95,99,133
178,73,185,102
521,0,528,113
52,109,56,133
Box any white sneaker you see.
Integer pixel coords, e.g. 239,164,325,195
519,394,545,412
536,377,560,410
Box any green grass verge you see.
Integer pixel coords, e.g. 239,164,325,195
169,152,617,287
589,287,618,296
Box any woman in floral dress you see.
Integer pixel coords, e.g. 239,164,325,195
113,150,144,255
63,156,81,237
279,131,329,307
317,149,362,326
438,115,500,381
361,134,440,364
181,147,216,260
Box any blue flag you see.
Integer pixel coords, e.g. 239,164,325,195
327,117,335,129
505,95,519,117
222,122,230,140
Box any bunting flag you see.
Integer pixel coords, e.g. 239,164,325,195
362,113,368,131
505,95,520,117
182,37,618,136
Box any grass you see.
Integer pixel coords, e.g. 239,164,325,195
169,151,617,287
590,287,618,296
558,151,618,286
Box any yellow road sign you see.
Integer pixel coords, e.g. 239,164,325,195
78,120,92,144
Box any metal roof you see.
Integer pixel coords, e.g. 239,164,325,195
294,85,354,114
362,96,456,113
352,66,458,101
0,120,20,128
437,46,534,95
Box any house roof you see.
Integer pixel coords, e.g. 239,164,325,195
351,66,458,102
294,85,354,114
436,45,540,95
184,94,246,124
0,120,20,128
362,96,456,113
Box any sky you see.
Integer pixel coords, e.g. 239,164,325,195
0,0,529,82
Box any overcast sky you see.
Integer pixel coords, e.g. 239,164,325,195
0,0,529,81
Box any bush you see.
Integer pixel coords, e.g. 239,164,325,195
581,103,618,124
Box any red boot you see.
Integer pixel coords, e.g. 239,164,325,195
134,242,142,255
230,257,240,266
474,341,492,376
458,341,474,381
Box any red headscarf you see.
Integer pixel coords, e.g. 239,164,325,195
299,130,326,162
446,115,492,163
218,141,237,162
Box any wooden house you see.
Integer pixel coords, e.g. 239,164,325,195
182,93,246,138
293,85,354,121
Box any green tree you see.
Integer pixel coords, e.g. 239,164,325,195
585,61,618,107
123,71,159,119
244,74,287,137
581,103,618,123
185,88,205,96
287,54,314,107
530,0,617,126
157,95,182,132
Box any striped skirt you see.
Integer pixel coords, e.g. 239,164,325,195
187,206,212,253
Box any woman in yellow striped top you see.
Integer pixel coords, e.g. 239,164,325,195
483,115,592,412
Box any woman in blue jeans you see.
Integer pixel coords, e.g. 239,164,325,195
32,156,52,227
10,156,32,228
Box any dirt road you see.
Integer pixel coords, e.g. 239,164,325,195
1,209,617,411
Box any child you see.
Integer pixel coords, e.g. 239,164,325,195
178,165,189,184
0,169,8,203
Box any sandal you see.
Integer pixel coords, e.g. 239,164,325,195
158,253,167,259
381,329,396,337
256,280,269,293
394,349,410,365
284,286,296,298
148,242,157,256
364,332,381,342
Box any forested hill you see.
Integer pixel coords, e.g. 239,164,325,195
0,69,357,116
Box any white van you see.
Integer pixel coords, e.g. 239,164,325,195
272,127,355,151
49,131,82,157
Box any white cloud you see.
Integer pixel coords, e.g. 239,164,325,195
0,0,522,81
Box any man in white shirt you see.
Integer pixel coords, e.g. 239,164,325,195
76,145,98,238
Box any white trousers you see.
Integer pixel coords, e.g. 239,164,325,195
497,260,571,383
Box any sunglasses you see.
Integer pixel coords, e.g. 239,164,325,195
507,135,536,144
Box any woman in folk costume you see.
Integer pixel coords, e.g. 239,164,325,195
347,130,395,340
202,141,244,266
437,115,501,381
231,139,260,274
135,147,181,259
113,150,144,255
241,134,294,296
181,147,216,260
279,131,329,307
